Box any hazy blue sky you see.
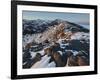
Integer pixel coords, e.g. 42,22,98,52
23,11,89,25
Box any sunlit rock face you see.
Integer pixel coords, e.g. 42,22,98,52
22,19,90,68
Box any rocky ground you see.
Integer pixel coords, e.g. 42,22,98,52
22,19,90,69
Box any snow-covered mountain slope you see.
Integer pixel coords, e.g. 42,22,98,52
22,19,90,69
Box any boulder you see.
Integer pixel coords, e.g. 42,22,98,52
66,56,78,66
66,51,89,66
52,52,64,67
44,47,53,56
76,51,89,66
35,53,42,61
66,50,73,57
77,56,89,66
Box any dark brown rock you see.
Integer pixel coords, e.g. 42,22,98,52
52,52,64,67
77,56,89,66
66,50,73,57
67,56,78,66
44,47,53,56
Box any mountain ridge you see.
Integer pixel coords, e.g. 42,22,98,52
23,19,89,35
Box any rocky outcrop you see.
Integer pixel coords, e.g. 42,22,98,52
44,47,53,56
57,32,73,40
23,53,42,68
77,56,89,66
65,51,89,66
39,23,65,43
52,51,64,67
66,56,78,66
44,43,65,67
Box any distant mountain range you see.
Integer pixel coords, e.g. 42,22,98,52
23,19,89,35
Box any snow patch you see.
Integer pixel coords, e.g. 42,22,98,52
47,61,56,67
71,32,89,41
31,55,51,68
30,52,37,59
36,50,45,56
65,50,79,56
57,51,63,56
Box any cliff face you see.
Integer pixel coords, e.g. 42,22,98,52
22,19,89,68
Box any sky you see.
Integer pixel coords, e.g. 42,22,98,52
23,11,90,25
